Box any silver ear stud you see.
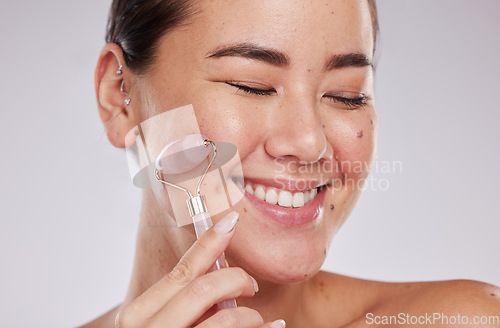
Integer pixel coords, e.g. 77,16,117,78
120,80,127,95
120,80,131,106
116,65,123,75
120,79,131,106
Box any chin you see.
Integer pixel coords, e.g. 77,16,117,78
259,258,325,284
226,224,329,283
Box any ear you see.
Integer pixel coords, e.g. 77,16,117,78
95,43,137,148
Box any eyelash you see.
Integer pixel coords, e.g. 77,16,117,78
226,82,275,96
225,82,368,109
324,94,368,109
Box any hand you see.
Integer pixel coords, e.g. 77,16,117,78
115,211,286,328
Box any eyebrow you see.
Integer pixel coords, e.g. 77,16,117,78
206,43,373,71
324,53,373,70
206,43,290,67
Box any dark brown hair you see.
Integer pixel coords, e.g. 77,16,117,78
106,0,378,75
367,0,379,54
106,0,197,75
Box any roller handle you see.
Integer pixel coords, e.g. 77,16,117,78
192,212,237,310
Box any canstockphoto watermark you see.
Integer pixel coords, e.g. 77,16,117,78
366,312,500,325
273,158,403,192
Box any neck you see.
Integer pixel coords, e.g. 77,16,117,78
238,278,308,324
123,190,196,304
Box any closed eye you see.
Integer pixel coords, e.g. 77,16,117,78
324,94,368,109
225,81,368,109
226,82,275,96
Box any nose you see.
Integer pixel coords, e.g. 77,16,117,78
264,96,333,164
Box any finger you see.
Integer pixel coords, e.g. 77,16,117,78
120,211,240,323
194,307,264,328
152,267,258,328
261,319,287,328
164,211,239,288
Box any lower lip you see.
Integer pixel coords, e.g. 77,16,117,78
243,188,326,226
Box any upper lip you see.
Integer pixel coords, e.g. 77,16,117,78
242,177,329,193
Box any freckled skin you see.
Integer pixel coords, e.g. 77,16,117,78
89,1,500,327
135,0,378,285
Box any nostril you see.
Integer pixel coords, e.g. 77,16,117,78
264,116,332,163
297,136,333,165
323,142,334,161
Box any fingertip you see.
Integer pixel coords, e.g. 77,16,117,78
213,211,239,234
250,275,259,293
270,319,287,328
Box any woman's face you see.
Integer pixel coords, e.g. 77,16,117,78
137,0,377,283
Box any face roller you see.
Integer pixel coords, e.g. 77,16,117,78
154,134,237,310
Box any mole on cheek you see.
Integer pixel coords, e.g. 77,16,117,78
370,119,374,126
357,130,363,138
330,204,335,210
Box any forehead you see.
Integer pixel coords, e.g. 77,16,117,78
191,0,374,58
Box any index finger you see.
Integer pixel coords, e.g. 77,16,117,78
169,211,239,286
124,211,239,317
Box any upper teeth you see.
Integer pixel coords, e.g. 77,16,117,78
244,183,318,208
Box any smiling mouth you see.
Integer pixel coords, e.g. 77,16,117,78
232,176,329,215
241,182,324,208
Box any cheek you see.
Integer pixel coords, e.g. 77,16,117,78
192,89,267,159
325,110,377,180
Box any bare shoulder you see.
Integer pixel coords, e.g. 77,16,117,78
398,280,500,324
366,279,500,327
315,272,500,328
405,279,500,310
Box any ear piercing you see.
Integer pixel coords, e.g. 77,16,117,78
117,65,131,106
120,80,127,94
120,80,131,106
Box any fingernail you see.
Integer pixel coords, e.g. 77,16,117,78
270,319,286,328
213,211,239,234
251,276,259,293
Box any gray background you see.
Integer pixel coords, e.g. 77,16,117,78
1,0,499,327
